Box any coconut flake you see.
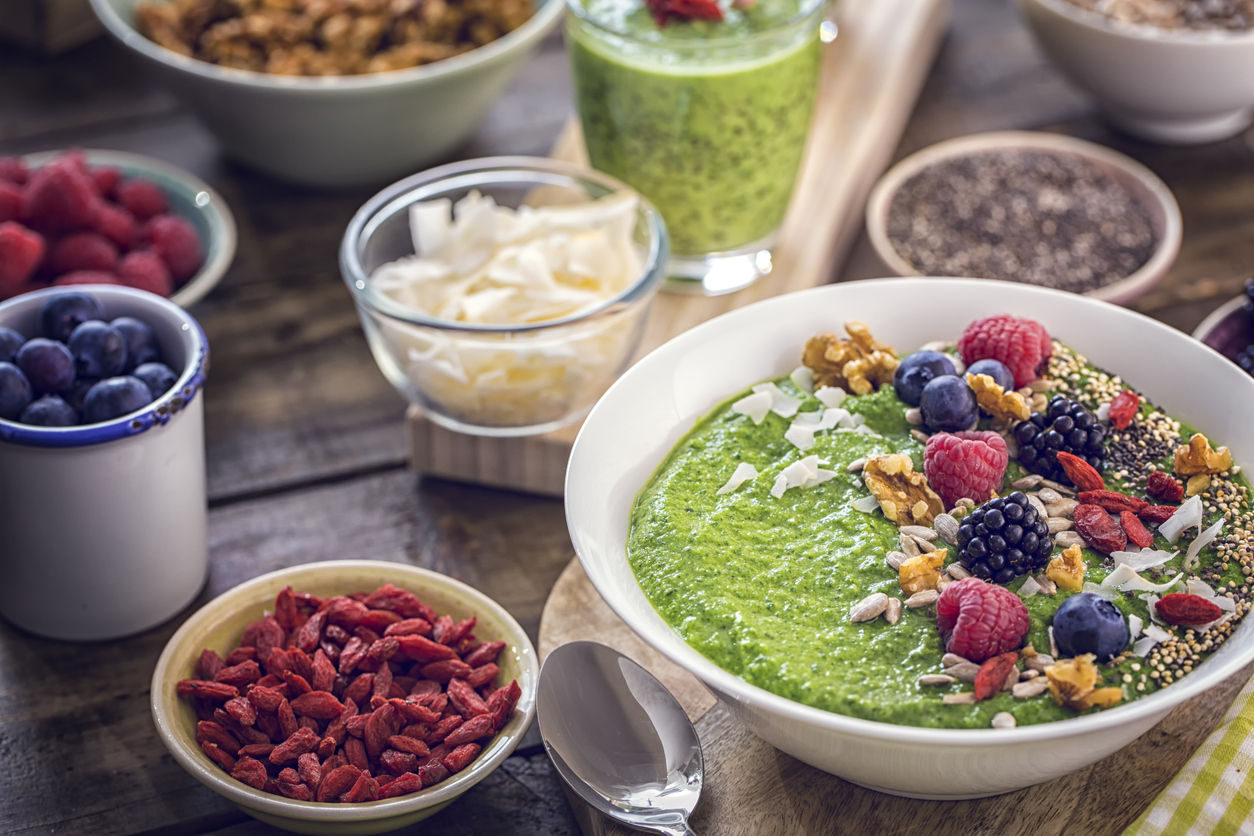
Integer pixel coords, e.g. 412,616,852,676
852,495,880,513
732,391,773,425
1144,624,1174,643
820,408,848,430
1112,549,1179,572
1083,582,1121,601
789,366,815,395
1159,495,1203,544
853,424,883,438
1199,613,1235,632
770,473,789,499
1143,593,1165,625
1101,564,1182,593
792,411,823,427
850,413,867,427
785,423,816,451
753,382,802,419
717,463,759,496
1096,402,1111,422
1019,576,1043,599
1132,636,1158,657
1185,518,1224,570
815,386,847,408
1214,596,1237,613
1128,614,1144,641
1186,578,1218,599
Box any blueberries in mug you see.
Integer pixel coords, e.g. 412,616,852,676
0,362,32,420
69,320,128,378
16,338,75,394
39,291,104,342
0,326,24,363
20,395,78,426
112,316,159,370
83,376,152,423
133,362,178,399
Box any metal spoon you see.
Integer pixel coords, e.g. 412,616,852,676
538,641,704,836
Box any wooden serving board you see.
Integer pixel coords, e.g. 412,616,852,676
407,0,950,495
538,557,1254,836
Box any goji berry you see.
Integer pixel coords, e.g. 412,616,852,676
1147,471,1184,504
176,679,238,702
372,659,393,700
424,715,463,746
386,735,430,756
354,625,381,647
338,637,368,676
390,697,440,724
315,764,361,802
1156,593,1223,626
224,696,257,727
1078,490,1149,515
195,649,225,681
201,740,236,771
197,720,241,756
419,761,450,787
287,648,314,682
345,736,370,771
277,768,313,801
269,726,319,764
1140,506,1178,524
225,646,256,666
378,771,423,799
294,610,325,654
342,771,378,803
324,596,370,629
447,678,490,718
396,634,458,663
973,652,1018,701
442,743,481,774
289,691,343,720
238,742,275,758
1073,504,1127,554
231,756,269,790
384,618,432,638
283,670,312,696
1056,451,1106,492
1107,389,1139,430
277,698,299,738
275,586,300,632
444,714,496,745
441,617,477,647
463,640,505,668
381,749,419,775
311,649,336,692
420,659,473,683
297,752,321,790
1120,511,1154,549
363,584,435,621
215,660,262,688
465,663,500,690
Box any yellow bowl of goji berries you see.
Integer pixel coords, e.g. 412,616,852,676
150,560,538,835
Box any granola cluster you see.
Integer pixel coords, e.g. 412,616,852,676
135,0,533,76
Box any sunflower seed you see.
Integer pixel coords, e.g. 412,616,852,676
942,653,970,668
943,692,977,705
905,589,939,608
934,514,960,545
1025,654,1055,673
912,534,940,554
847,457,867,472
991,712,1017,729
905,408,923,426
1028,379,1060,392
885,597,902,625
901,525,937,541
944,662,980,682
886,551,907,570
900,534,922,557
918,674,956,686
1020,669,1039,680
911,429,930,444
1012,679,1050,699
1037,487,1061,504
850,592,889,623
946,563,971,580
1046,517,1074,533
1026,493,1049,519
1049,626,1059,658
1003,666,1020,690
955,497,976,510
1054,531,1084,549
936,577,951,593
1035,575,1057,596
1005,433,1019,458
1011,474,1044,489
1040,479,1075,496
1046,498,1078,519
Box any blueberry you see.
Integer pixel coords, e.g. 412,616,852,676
1052,592,1129,662
892,351,956,407
133,362,178,398
0,327,25,363
966,359,1014,392
82,376,152,424
39,291,104,342
919,375,979,433
0,362,32,420
68,320,128,379
20,395,78,426
66,377,96,413
112,316,160,370
15,338,75,394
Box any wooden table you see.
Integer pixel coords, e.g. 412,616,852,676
1,0,1252,833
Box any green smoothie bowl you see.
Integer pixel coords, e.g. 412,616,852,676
150,560,538,834
566,277,1254,798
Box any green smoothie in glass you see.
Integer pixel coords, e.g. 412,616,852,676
566,0,824,293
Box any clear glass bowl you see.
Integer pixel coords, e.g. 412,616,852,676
341,157,669,437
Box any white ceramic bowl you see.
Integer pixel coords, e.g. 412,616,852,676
865,131,1182,306
151,560,539,835
1018,0,1254,144
89,0,565,187
565,277,1254,799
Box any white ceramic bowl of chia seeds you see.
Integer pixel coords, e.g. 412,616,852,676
865,131,1182,306
566,277,1254,798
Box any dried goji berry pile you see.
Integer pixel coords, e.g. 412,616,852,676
176,583,521,803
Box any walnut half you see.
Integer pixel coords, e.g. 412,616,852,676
802,321,898,396
861,453,943,526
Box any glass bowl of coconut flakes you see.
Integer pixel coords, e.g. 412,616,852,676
340,157,668,436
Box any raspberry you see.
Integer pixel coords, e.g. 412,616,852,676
53,270,122,286
0,157,28,185
0,221,46,297
116,179,169,221
923,430,1008,508
0,181,21,223
118,250,173,296
144,214,203,282
94,204,139,250
936,577,1030,663
21,158,102,234
92,167,121,199
49,232,119,275
957,315,1052,389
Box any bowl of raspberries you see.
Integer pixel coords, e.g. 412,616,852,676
0,149,236,307
151,560,537,834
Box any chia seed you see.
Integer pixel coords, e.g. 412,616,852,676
1066,0,1254,30
886,149,1158,294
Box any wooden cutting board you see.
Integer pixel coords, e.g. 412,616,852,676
407,0,950,495
537,557,1254,836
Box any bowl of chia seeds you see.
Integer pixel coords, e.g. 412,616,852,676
866,131,1182,305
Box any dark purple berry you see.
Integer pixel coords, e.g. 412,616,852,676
15,338,75,394
0,361,32,420
82,376,151,423
111,316,160,370
0,326,24,363
133,362,178,398
68,320,128,379
39,291,104,342
20,395,78,426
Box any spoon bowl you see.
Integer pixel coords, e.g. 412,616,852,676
538,641,703,836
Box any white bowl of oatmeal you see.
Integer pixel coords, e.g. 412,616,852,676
1019,0,1254,144
565,276,1254,797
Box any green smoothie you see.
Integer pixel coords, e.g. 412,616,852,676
567,0,822,256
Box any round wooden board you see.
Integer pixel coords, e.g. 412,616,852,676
539,557,1254,836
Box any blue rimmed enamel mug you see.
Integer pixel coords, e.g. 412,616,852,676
0,286,209,640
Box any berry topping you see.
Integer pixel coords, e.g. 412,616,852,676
936,577,1030,663
919,374,978,433
0,361,32,420
112,316,160,370
0,327,24,363
0,180,21,223
965,358,1014,393
0,221,46,294
48,231,119,275
957,492,1053,583
645,0,724,25
134,362,178,398
0,157,29,185
53,270,122,287
923,430,1008,508
117,250,174,296
20,394,78,426
39,290,104,342
68,320,128,379
1156,593,1224,627
83,376,152,423
21,157,102,235
92,167,121,199
116,178,169,221
1146,471,1184,504
957,314,1052,389
892,350,955,407
1051,593,1129,662
144,214,203,282
93,204,139,250
1012,395,1105,481
15,338,75,394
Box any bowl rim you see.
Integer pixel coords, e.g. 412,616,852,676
88,0,566,92
1022,0,1254,43
149,559,539,822
566,276,1254,747
20,147,237,310
863,130,1183,306
1193,293,1248,345
339,155,669,334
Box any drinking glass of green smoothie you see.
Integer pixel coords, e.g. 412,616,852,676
567,0,825,295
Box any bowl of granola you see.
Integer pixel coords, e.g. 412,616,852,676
1018,0,1254,144
88,0,565,187
566,276,1254,797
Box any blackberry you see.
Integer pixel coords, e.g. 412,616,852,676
956,492,1053,585
1012,395,1105,482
